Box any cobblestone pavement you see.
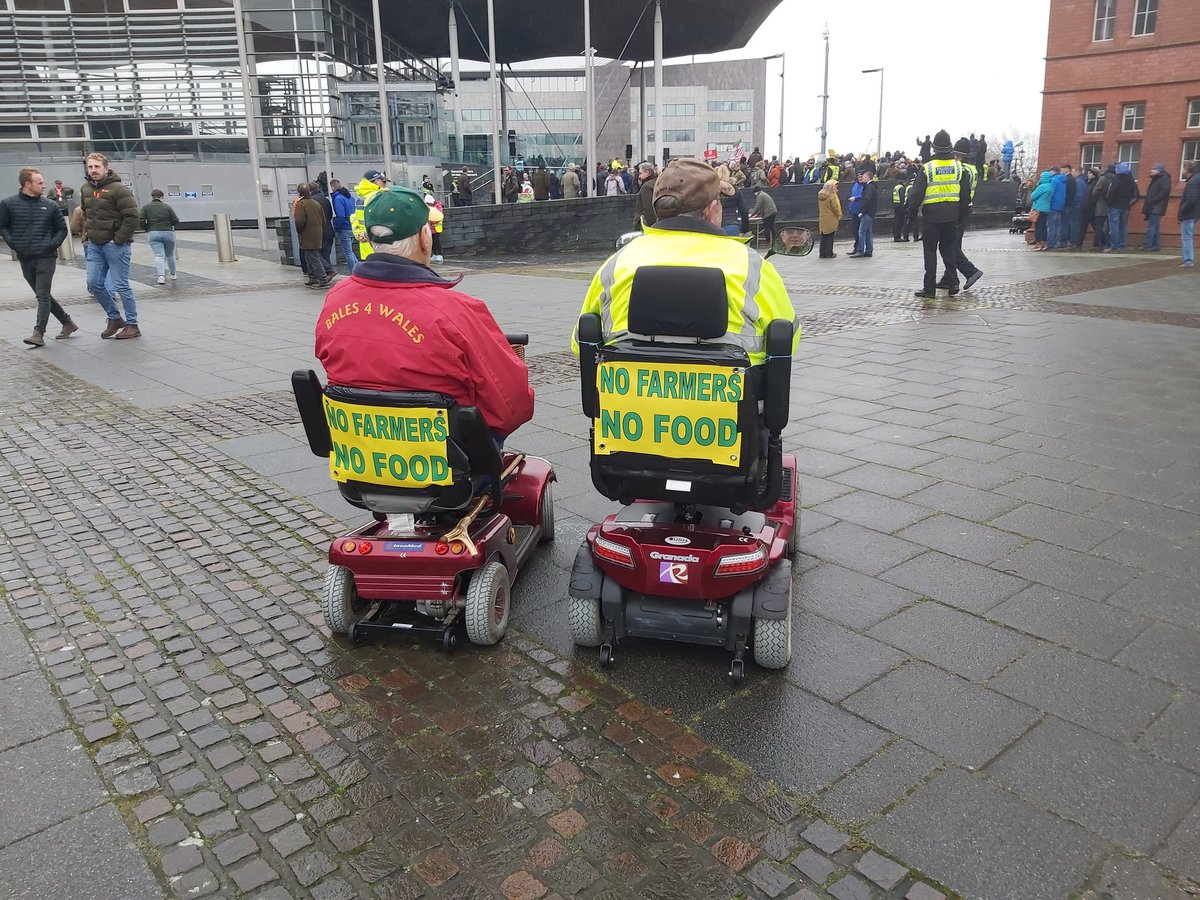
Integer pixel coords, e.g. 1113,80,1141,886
2,231,1199,900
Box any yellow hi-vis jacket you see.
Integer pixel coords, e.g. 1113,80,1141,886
961,161,978,203
571,218,800,366
351,177,384,259
921,159,964,205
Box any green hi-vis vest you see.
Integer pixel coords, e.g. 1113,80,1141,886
922,159,963,205
962,162,978,202
893,183,905,203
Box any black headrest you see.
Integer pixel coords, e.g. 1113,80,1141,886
627,266,728,340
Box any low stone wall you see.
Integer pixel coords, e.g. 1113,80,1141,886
383,181,1022,259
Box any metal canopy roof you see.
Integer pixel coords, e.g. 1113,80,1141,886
388,0,783,64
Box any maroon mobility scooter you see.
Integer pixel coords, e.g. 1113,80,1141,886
292,335,555,649
569,266,798,683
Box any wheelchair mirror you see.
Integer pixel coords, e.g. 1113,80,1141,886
615,231,642,250
767,225,815,259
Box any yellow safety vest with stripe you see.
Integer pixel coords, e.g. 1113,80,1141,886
921,159,964,205
892,183,905,203
961,162,978,202
570,223,800,366
825,163,840,183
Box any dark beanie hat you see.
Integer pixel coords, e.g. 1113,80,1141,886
953,137,972,155
932,130,953,152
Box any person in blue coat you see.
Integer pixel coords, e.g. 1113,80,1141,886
1048,166,1069,249
1030,170,1053,250
1001,140,1015,180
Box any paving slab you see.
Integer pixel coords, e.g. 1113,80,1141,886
818,740,942,824
0,730,110,845
1157,803,1200,883
1137,692,1200,773
868,601,1031,681
0,671,69,753
867,768,1108,900
986,583,1149,658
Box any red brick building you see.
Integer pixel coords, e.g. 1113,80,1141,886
1040,0,1200,245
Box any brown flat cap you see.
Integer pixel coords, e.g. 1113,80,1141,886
653,159,722,217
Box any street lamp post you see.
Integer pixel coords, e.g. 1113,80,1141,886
764,53,784,163
313,51,333,185
862,67,883,158
819,26,829,158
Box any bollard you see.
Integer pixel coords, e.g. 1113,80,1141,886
214,212,237,262
58,227,76,262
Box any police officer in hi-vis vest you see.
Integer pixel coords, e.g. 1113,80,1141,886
908,130,970,299
937,137,984,293
892,180,907,241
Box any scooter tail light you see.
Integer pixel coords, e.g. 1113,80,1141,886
341,540,357,553
593,535,635,568
435,540,449,555
714,546,767,577
449,540,466,555
358,541,373,554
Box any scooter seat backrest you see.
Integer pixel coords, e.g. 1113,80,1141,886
627,265,728,341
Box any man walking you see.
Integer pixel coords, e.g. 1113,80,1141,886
1179,161,1197,269
329,179,356,274
1140,162,1170,251
910,130,969,299
80,152,140,339
0,167,78,347
294,183,333,287
938,138,984,292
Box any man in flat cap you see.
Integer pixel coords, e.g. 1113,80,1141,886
315,186,533,440
572,158,798,365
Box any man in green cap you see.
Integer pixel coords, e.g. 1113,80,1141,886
314,186,533,439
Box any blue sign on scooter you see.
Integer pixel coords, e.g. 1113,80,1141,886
384,541,425,552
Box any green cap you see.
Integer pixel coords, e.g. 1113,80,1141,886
364,186,430,241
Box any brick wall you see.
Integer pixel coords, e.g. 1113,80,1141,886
1040,0,1200,245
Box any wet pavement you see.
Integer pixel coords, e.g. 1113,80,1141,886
0,230,1198,900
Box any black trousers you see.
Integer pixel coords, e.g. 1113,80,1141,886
893,204,905,240
819,231,835,257
21,255,69,332
923,219,961,293
940,212,979,285
763,214,776,246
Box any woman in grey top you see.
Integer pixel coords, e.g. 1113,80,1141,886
140,189,180,284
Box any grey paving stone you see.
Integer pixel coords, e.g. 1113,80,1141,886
855,850,908,890
992,540,1138,602
797,564,919,630
1087,855,1197,900
867,768,1107,900
986,584,1149,658
995,474,1107,516
990,503,1122,552
1138,692,1200,772
903,481,1022,524
811,491,932,534
1157,802,1200,883
844,662,1039,768
913,455,1016,491
896,513,1026,566
828,872,872,900
830,463,938,498
819,740,942,823
880,551,1026,614
988,644,1174,741
1107,572,1200,631
0,804,161,900
785,612,906,702
0,731,109,845
801,820,849,854
0,671,68,752
0,624,35,681
801,522,925,577
1115,622,1200,692
989,717,1200,852
694,681,888,795
792,848,836,885
868,602,1031,681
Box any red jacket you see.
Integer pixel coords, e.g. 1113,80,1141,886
315,254,534,437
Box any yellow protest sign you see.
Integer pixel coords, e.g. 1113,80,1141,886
593,361,743,466
323,397,452,488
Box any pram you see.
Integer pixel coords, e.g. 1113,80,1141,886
1010,202,1032,234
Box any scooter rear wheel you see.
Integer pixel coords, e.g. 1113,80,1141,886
752,616,792,670
539,482,556,543
567,595,604,647
322,565,368,634
465,560,510,645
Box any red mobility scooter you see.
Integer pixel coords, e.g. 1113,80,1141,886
292,336,555,649
569,266,798,682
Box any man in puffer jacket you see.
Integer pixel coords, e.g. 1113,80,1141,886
1104,162,1140,251
80,152,140,339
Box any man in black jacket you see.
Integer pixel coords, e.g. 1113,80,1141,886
909,130,971,298
1139,163,1171,251
0,167,77,347
848,167,877,258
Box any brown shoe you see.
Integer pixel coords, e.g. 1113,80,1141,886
114,324,141,340
23,328,45,347
55,319,79,340
101,317,126,339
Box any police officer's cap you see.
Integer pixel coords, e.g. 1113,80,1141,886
931,130,953,152
953,138,972,155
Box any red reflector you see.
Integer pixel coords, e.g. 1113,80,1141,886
714,547,767,576
435,541,449,555
449,540,465,555
358,542,373,554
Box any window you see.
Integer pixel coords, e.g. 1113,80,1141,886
1093,0,1116,40
1188,99,1200,129
1083,106,1106,133
1183,141,1200,180
462,109,490,121
1117,141,1141,176
647,132,653,142
708,100,751,112
645,104,653,116
510,108,582,121
1122,103,1145,132
709,122,749,133
664,104,695,117
1132,0,1157,35
663,130,695,142
1081,143,1103,169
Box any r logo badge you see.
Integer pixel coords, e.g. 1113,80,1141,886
659,562,688,584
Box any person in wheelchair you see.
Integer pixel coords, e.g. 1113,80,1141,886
571,158,798,365
314,185,533,441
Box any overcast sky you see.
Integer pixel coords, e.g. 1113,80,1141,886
472,0,1052,160
700,0,1053,158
